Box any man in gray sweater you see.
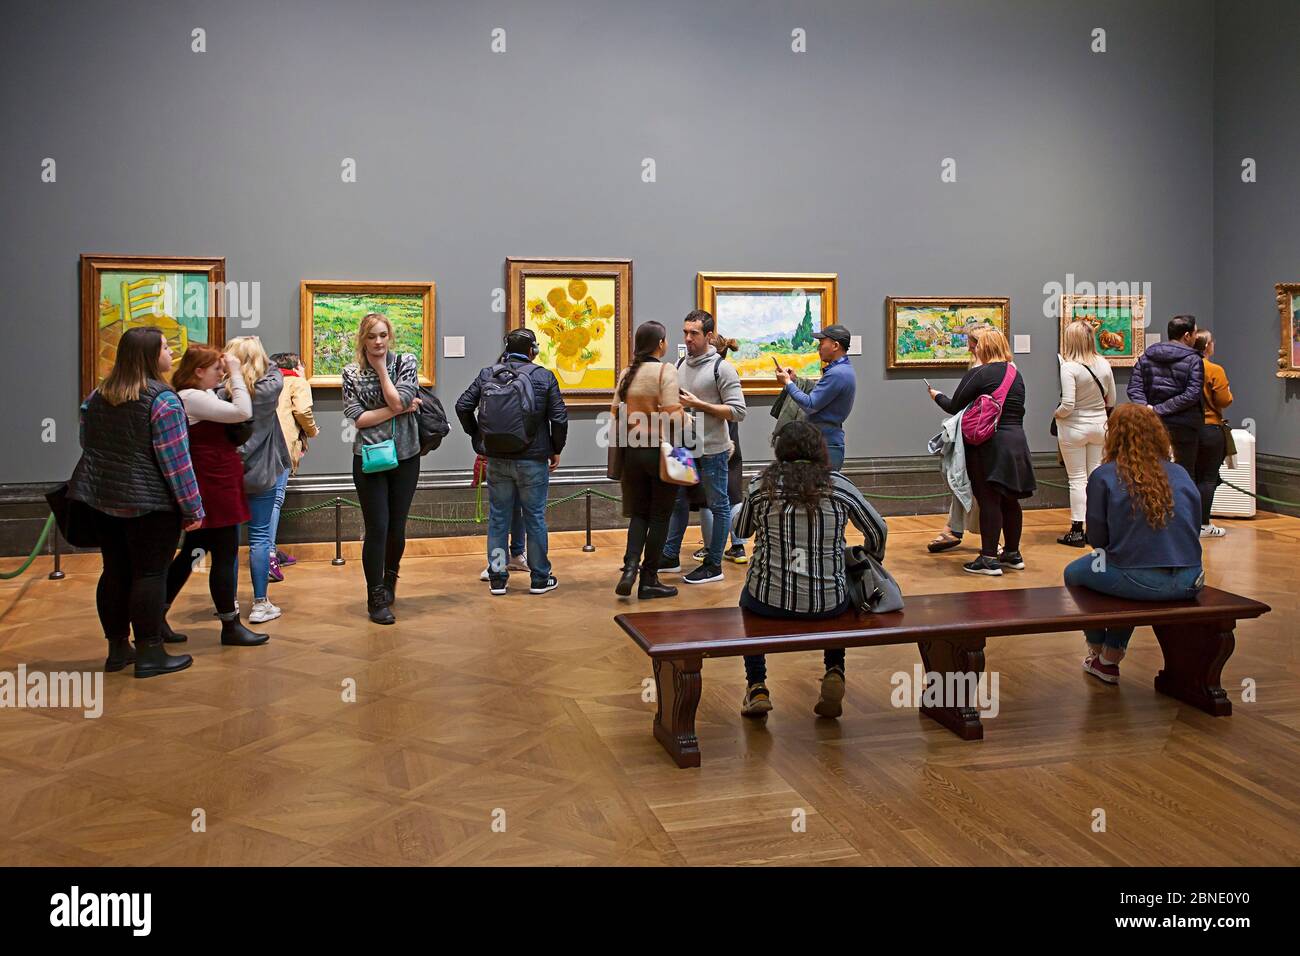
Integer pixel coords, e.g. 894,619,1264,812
660,309,748,584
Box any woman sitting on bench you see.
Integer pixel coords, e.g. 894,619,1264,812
1063,403,1205,684
733,420,882,719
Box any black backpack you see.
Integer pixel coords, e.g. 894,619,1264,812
415,386,451,455
476,361,539,455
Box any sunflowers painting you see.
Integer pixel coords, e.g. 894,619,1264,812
507,258,633,404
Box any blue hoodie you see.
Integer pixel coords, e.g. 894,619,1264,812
1127,340,1204,430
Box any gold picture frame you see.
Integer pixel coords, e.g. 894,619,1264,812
885,296,1010,370
1059,293,1147,368
696,272,837,394
506,257,632,406
299,280,436,388
1275,282,1300,378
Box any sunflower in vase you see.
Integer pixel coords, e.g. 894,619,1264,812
526,278,615,385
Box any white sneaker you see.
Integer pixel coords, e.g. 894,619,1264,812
480,567,490,582
507,555,530,573
1200,523,1226,538
249,598,281,623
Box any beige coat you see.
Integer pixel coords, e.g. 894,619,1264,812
276,373,319,474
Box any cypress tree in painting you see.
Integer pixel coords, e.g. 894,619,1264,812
792,298,814,350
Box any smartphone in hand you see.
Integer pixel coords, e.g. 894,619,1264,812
923,378,934,389
771,357,782,372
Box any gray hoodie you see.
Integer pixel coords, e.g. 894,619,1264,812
676,346,747,457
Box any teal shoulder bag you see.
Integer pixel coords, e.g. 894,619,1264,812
360,416,399,474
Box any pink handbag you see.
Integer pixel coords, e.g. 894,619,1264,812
961,362,1017,446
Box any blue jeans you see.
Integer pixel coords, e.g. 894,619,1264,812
268,468,289,555
487,458,550,584
826,442,845,471
701,500,747,548
663,451,730,567
247,468,289,601
1063,554,1204,650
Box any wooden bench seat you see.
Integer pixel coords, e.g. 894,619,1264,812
614,585,1271,767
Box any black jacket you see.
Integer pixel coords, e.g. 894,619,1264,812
1127,341,1205,430
455,356,569,461
68,381,177,514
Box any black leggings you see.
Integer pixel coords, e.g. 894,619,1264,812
352,454,421,588
621,446,677,574
1166,422,1200,480
1194,423,1226,525
165,524,240,615
968,451,1023,558
91,508,181,643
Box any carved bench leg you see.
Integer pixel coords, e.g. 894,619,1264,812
652,656,702,767
917,637,987,740
1153,622,1234,716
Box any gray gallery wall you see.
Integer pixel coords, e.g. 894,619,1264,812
0,0,1222,483
1213,0,1300,460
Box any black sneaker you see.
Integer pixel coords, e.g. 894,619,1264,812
1057,529,1088,548
963,555,1003,576
488,575,508,596
1000,551,1026,570
658,555,682,574
529,575,558,594
723,545,748,564
682,564,724,584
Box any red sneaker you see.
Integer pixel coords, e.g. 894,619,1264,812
1084,656,1120,684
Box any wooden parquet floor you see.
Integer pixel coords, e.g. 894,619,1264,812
1,508,1297,866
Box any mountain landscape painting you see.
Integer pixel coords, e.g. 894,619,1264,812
715,290,824,385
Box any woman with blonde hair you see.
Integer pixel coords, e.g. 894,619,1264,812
221,336,291,624
342,313,421,624
1053,320,1116,547
67,326,204,677
1063,404,1204,683
929,328,1036,575
159,345,268,647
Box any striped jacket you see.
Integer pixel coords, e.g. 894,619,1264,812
734,471,885,614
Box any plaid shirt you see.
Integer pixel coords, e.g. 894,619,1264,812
78,391,205,523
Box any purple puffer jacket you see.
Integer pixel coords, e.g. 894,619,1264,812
1126,341,1205,429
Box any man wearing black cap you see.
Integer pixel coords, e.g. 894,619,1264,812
775,323,857,470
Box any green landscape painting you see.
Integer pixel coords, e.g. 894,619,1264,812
310,292,426,378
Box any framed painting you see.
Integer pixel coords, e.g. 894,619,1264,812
1276,283,1300,378
1059,293,1146,368
80,254,226,399
506,257,632,406
299,280,436,388
885,296,1010,370
697,272,837,394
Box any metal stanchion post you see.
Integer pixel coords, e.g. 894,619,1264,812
332,499,347,566
48,522,65,580
582,489,596,552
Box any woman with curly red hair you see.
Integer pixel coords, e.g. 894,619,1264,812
1063,403,1204,683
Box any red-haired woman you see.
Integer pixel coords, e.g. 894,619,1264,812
160,345,269,647
1063,404,1204,683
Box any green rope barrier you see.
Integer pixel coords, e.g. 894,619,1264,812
8,471,1294,582
0,513,54,580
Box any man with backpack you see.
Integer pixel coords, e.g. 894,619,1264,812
659,310,747,584
456,329,568,596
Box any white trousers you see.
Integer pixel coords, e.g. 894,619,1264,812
1057,418,1107,521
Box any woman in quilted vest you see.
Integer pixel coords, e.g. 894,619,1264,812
929,328,1036,576
67,326,204,678
159,345,268,648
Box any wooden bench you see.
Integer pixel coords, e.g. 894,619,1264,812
615,585,1271,767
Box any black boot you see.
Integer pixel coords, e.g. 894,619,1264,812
104,636,136,673
219,611,269,647
133,635,193,678
383,570,399,607
368,584,395,625
160,603,187,644
615,565,638,597
637,569,678,600
1057,522,1088,548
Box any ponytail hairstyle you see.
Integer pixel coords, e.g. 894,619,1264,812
711,332,740,359
618,320,667,403
760,420,832,515
1103,404,1175,529
1192,329,1213,356
100,326,167,405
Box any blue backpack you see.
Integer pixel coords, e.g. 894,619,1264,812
477,361,538,455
